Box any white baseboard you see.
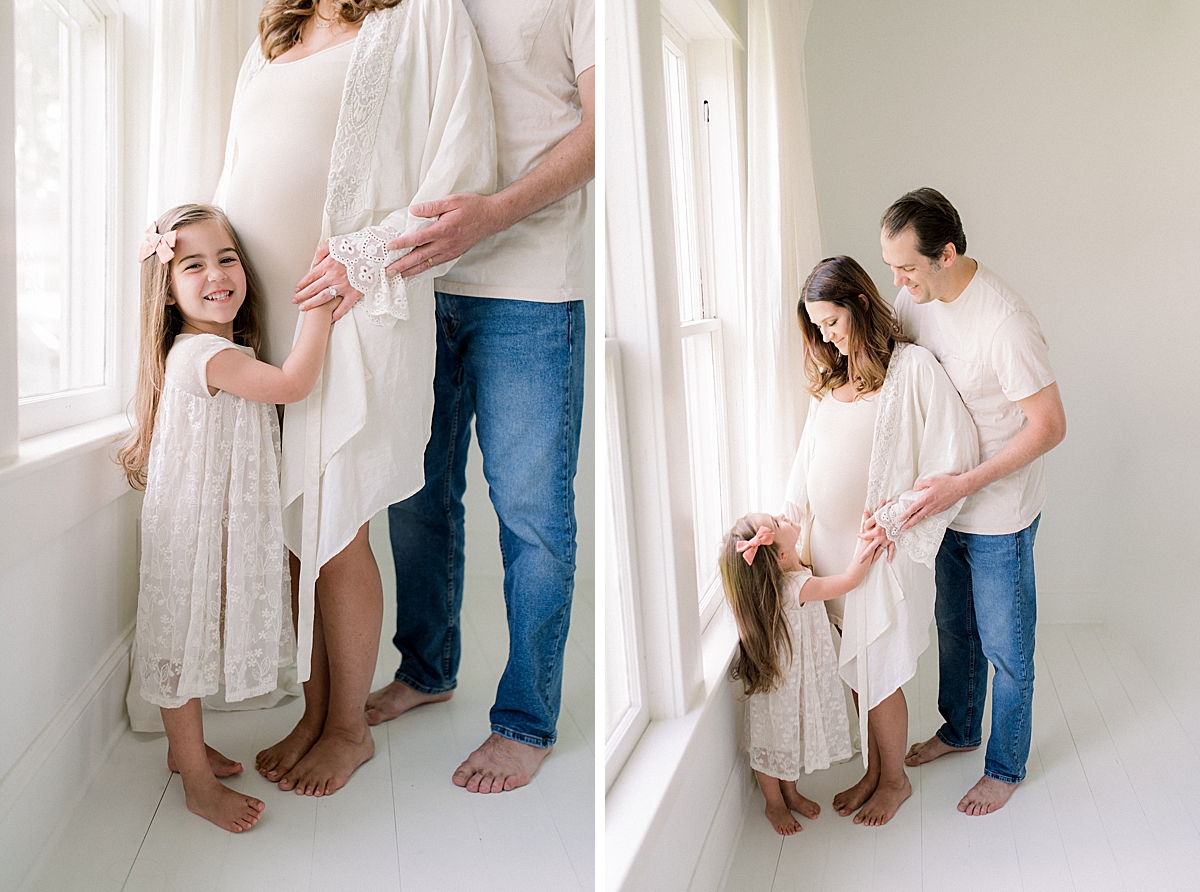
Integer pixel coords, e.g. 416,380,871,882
2,625,134,892
689,753,754,892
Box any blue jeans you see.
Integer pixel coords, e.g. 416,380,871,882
387,293,584,748
933,516,1039,784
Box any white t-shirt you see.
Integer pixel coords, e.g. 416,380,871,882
895,263,1056,535
437,0,595,302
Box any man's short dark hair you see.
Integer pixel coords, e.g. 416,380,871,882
881,187,967,263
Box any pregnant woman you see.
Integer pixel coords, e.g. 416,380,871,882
784,255,977,825
215,0,495,796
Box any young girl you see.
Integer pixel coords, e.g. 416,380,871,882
721,511,884,836
117,204,339,832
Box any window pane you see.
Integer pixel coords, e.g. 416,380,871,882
661,39,702,324
681,330,728,594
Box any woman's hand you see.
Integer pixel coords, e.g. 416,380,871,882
293,240,363,322
858,503,896,563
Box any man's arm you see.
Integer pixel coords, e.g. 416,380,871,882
386,65,595,277
897,382,1066,531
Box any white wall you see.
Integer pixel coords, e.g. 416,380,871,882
804,0,1200,675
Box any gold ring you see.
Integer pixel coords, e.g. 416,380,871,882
426,257,435,268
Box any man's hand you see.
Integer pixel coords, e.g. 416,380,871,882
385,194,507,278
897,474,969,532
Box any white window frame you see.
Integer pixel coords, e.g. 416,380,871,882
13,0,122,440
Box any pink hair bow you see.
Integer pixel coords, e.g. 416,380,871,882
137,224,177,264
736,525,775,566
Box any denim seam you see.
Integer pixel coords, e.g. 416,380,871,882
439,300,465,682
491,724,556,749
392,672,455,697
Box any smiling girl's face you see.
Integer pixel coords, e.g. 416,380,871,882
168,218,247,339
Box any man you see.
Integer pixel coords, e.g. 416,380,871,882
364,0,594,794
880,188,1066,815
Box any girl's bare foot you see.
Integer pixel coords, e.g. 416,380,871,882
853,775,912,826
452,734,551,793
765,801,802,835
904,735,976,766
168,744,242,778
958,775,1017,815
365,680,453,726
834,772,878,816
280,727,375,796
182,776,265,832
256,718,323,783
780,783,821,820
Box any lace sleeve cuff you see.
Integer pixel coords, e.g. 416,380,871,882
873,494,947,568
327,225,408,322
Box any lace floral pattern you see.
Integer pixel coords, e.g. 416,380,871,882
328,224,409,322
135,334,295,708
745,573,853,780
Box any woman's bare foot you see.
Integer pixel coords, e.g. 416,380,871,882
904,735,976,766
256,718,323,783
364,680,453,726
765,802,802,835
958,775,1017,815
452,733,551,793
168,744,242,778
780,783,821,820
833,772,878,816
182,776,265,832
280,727,375,796
853,776,912,826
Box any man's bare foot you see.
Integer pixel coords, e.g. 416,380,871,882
781,784,820,820
452,733,550,793
168,744,242,778
833,772,878,816
364,680,453,726
256,719,323,783
853,776,912,826
904,735,977,767
182,776,265,832
765,802,802,835
280,728,375,796
958,775,1018,815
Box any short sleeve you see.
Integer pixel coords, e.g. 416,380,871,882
991,310,1056,403
786,568,815,602
164,334,241,399
571,0,595,77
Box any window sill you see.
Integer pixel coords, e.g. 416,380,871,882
0,414,133,573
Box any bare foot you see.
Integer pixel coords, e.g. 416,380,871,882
781,783,821,820
182,776,265,832
853,776,912,826
365,680,453,726
281,728,375,796
958,775,1017,815
904,735,976,767
833,772,878,816
452,733,550,793
256,718,323,783
168,744,242,778
765,802,802,835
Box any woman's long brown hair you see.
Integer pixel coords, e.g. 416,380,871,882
258,0,406,61
798,255,912,399
116,204,263,490
721,516,793,697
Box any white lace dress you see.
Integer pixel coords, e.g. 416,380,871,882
134,334,295,709
745,570,853,781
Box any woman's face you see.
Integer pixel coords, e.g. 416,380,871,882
804,300,854,355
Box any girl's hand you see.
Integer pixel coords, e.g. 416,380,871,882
844,540,881,587
293,240,363,321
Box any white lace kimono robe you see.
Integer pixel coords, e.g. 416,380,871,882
784,343,979,766
215,0,497,681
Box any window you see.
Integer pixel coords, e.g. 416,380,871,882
14,0,118,438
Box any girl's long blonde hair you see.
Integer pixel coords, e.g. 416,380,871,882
258,0,406,61
116,204,263,490
798,255,912,399
720,516,793,697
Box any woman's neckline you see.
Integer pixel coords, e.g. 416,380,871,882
828,388,878,404
269,34,358,66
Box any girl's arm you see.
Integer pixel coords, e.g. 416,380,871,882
205,300,339,404
799,532,886,603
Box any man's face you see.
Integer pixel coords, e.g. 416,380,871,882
881,226,946,305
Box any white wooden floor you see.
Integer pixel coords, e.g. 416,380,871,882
20,515,595,892
722,623,1200,892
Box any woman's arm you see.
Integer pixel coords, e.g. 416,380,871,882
205,299,339,404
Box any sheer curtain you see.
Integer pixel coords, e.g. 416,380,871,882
744,0,824,508
145,0,263,216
